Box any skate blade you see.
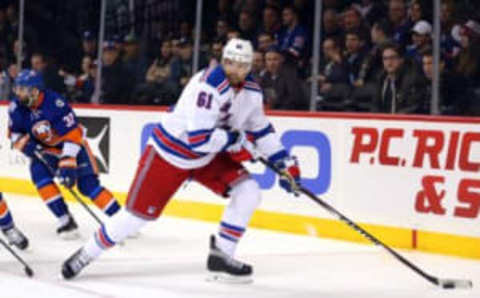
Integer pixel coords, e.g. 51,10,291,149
58,230,81,240
206,272,253,284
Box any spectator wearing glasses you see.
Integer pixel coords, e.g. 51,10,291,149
374,43,425,114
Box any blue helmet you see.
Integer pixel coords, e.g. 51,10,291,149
15,69,45,89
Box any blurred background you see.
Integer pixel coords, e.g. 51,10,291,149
0,0,480,116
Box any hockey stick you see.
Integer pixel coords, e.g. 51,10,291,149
34,151,104,226
0,238,34,277
258,157,472,289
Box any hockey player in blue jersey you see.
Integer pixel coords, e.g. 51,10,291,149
8,69,122,239
0,192,28,250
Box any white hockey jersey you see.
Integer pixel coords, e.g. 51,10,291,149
147,65,286,169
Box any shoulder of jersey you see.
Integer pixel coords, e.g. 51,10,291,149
40,91,69,119
201,65,231,95
244,74,262,94
43,90,68,110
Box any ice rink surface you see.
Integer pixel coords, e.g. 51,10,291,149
0,194,478,298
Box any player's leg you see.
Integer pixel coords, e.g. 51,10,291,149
61,145,189,279
76,144,121,216
77,175,121,216
0,192,29,250
30,155,79,238
194,153,261,282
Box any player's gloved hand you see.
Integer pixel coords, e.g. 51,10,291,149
270,152,301,196
226,130,248,153
226,131,258,162
57,157,77,188
14,135,41,158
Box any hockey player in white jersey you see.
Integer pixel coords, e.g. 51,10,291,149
61,38,301,282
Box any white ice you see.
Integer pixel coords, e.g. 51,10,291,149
0,194,478,298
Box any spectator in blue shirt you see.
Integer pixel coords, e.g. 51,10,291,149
278,6,308,64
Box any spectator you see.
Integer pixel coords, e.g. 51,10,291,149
344,30,368,86
12,39,28,68
278,6,308,64
179,20,193,40
0,63,17,100
251,50,264,82
342,7,370,42
440,1,461,63
0,6,12,63
31,52,65,94
350,19,393,110
388,0,411,47
409,1,430,24
217,0,235,26
81,31,97,59
257,33,275,53
421,51,467,115
455,20,480,84
100,41,132,104
406,20,432,66
356,19,393,87
68,55,95,103
323,9,343,43
454,20,480,114
169,38,197,94
261,6,282,37
259,46,307,110
215,17,230,41
207,38,224,67
134,39,177,105
122,33,149,87
374,43,425,114
314,38,350,110
237,9,258,42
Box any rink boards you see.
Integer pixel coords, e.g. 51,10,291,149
1,103,479,259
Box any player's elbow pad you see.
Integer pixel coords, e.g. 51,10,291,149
62,142,81,158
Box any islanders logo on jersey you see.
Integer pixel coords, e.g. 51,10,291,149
32,120,60,146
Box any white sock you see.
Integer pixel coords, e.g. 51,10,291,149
216,179,261,257
83,210,149,259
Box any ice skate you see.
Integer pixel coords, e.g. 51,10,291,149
206,235,253,284
2,226,29,250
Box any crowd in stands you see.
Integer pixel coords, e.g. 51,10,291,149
1,0,480,115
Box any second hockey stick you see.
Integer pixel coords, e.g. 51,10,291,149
34,151,104,226
258,157,472,290
0,238,34,277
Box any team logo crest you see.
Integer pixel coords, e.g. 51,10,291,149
32,120,58,145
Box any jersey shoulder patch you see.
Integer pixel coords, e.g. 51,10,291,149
202,66,230,95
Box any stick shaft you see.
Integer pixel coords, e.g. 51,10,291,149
34,152,104,226
259,157,440,286
0,238,34,275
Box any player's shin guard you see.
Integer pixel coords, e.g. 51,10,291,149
62,210,148,279
89,187,121,216
216,179,261,257
37,183,70,219
0,194,14,231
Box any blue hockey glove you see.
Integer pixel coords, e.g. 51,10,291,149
57,157,77,188
270,152,301,196
13,135,41,158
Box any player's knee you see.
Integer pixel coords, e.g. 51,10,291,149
77,175,100,197
231,178,262,208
